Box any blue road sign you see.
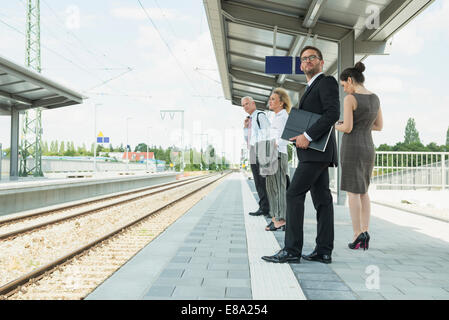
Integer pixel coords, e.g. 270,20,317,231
104,137,110,143
97,137,103,143
265,56,293,74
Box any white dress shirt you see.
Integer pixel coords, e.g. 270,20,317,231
304,72,324,142
269,109,289,154
243,110,270,147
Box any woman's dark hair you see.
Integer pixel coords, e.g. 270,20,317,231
340,62,365,84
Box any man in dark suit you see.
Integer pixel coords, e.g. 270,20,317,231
262,46,340,264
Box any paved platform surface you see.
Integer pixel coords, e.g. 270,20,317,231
87,172,449,300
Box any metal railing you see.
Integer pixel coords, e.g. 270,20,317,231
373,151,449,190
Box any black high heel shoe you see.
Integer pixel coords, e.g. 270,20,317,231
267,223,286,231
361,231,370,250
348,233,366,250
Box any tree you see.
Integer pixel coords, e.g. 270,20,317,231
42,141,49,154
404,118,420,144
134,143,148,152
50,140,58,153
59,141,65,154
446,126,449,147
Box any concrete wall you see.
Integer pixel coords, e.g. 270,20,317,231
0,172,177,216
0,158,167,178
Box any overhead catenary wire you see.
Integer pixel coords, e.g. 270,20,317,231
39,0,133,72
88,92,153,100
0,15,125,95
38,0,178,105
136,0,205,105
16,0,139,98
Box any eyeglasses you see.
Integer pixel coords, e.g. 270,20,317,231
301,55,320,63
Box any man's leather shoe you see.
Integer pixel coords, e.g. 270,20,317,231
261,249,301,264
249,209,268,216
301,251,332,264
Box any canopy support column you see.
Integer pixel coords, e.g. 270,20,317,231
10,106,20,179
336,30,355,205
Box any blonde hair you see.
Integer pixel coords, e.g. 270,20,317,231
273,88,292,113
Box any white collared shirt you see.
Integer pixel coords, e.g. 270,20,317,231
269,109,289,154
243,110,270,147
307,71,324,87
304,72,324,142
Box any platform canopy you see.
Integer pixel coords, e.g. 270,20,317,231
0,54,85,178
0,54,84,115
203,0,435,110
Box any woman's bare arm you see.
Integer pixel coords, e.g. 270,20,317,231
372,107,383,131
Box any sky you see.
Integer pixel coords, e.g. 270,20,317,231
0,0,448,164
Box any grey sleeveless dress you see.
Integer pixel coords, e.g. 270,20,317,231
340,93,380,194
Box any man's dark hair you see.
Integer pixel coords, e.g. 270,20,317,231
300,46,323,60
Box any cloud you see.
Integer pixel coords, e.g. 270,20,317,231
390,24,425,56
369,64,418,77
373,86,449,146
366,76,404,93
389,1,449,56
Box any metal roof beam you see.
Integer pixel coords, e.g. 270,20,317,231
0,55,84,104
233,80,272,92
227,35,290,52
222,1,351,42
229,51,265,62
233,88,270,99
355,40,391,55
44,101,80,109
203,0,232,100
11,87,44,95
230,69,305,93
358,0,411,41
0,80,26,88
0,89,32,105
33,96,69,108
303,0,327,29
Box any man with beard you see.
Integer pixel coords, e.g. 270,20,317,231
262,46,340,264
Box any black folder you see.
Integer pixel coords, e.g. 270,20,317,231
281,108,333,152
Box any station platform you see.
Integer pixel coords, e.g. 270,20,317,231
86,172,449,300
0,172,177,216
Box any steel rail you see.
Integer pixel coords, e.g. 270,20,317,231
0,171,230,298
0,174,215,241
0,174,208,226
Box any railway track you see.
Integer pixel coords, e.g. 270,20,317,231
0,174,213,241
0,171,230,299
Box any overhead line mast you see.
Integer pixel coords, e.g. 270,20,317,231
20,0,43,176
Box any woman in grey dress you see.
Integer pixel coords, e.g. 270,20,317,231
335,62,383,250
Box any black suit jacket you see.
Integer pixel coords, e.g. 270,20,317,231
296,74,340,167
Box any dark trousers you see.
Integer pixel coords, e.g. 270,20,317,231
250,163,270,214
284,161,334,256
